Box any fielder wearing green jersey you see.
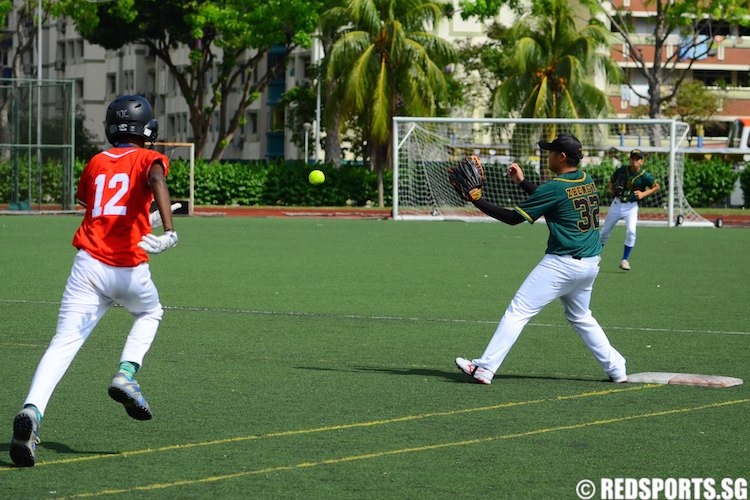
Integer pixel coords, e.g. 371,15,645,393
599,149,660,271
454,133,627,385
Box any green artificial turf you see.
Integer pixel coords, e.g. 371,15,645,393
0,216,748,498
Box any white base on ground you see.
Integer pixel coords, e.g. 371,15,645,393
627,372,743,388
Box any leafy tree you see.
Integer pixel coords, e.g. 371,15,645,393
0,1,13,29
54,0,324,161
318,1,348,166
452,22,516,115
278,85,317,155
493,0,621,122
326,0,457,207
663,81,724,143
586,0,750,119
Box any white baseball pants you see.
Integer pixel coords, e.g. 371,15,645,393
24,250,163,415
472,254,626,380
600,199,638,247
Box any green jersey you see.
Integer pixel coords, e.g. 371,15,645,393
514,171,602,258
611,165,656,203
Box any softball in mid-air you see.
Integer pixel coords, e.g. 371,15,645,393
309,169,325,185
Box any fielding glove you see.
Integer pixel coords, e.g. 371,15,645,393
138,230,178,254
448,155,486,201
149,203,182,229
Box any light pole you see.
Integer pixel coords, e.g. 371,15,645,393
303,122,311,163
36,0,43,209
313,35,321,163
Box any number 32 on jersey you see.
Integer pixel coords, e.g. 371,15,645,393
573,194,600,231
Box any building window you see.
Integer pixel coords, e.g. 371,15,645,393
124,70,134,93
270,106,284,131
243,111,258,139
75,79,84,100
107,73,116,96
693,69,733,87
737,71,749,88
697,19,731,37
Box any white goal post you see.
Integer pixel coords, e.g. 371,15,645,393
392,117,712,227
152,142,195,216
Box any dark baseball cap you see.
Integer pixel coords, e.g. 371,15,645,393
538,133,584,160
630,149,644,159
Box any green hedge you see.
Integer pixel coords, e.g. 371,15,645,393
739,164,750,208
2,155,743,208
584,156,741,208
683,157,740,207
167,159,391,207
0,158,86,206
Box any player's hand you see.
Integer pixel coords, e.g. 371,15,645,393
149,203,182,229
138,231,178,254
507,163,524,184
634,190,644,200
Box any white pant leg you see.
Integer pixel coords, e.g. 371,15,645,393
600,200,624,246
116,263,163,365
24,251,113,415
559,258,626,380
622,203,638,247
473,256,568,373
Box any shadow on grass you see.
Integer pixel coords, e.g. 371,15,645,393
295,365,604,384
0,441,118,468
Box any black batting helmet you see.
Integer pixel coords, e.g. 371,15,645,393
105,95,158,145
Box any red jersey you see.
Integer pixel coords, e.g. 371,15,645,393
72,147,169,267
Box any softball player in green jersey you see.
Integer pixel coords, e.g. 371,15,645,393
455,133,627,385
599,149,660,271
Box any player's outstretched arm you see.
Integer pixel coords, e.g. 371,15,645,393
138,161,178,255
472,198,525,225
148,162,174,231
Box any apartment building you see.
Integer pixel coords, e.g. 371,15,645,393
0,1,492,162
606,0,750,136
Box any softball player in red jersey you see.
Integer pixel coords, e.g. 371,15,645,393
10,95,179,467
455,134,627,385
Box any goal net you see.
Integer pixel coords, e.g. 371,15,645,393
0,79,75,213
393,117,711,227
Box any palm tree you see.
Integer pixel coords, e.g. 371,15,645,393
326,0,456,207
494,0,621,144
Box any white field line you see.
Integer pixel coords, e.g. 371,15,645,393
1,298,748,336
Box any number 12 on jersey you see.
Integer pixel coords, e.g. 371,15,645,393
92,173,130,217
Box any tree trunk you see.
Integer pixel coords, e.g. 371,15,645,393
0,101,10,161
324,114,342,167
324,74,342,168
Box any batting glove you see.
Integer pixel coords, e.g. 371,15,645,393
149,203,182,229
138,230,178,254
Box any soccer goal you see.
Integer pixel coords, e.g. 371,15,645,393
392,117,711,227
152,142,195,216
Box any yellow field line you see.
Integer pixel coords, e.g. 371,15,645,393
65,398,750,498
3,384,659,470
